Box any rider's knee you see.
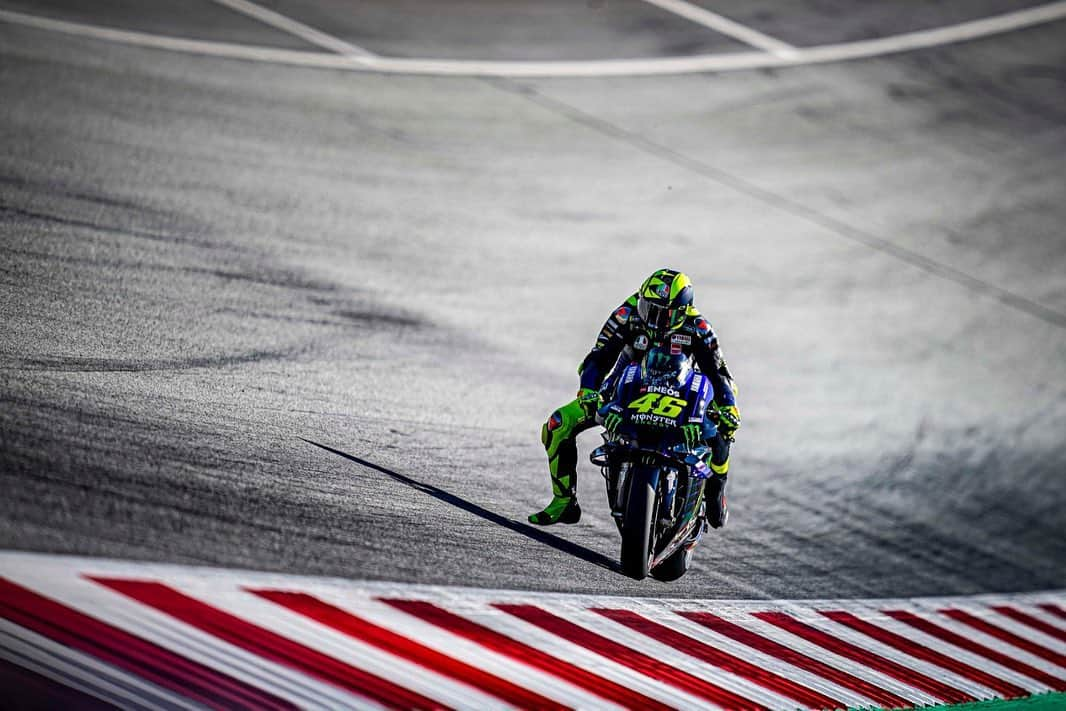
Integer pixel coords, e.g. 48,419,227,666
542,410,565,449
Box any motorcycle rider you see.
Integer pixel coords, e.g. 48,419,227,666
529,268,739,526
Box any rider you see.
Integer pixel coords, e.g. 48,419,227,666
530,268,740,526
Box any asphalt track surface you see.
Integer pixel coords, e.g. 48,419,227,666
1,1,1065,601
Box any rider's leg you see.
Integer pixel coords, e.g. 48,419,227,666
529,398,595,525
705,432,731,528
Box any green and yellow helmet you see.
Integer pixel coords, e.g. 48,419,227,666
637,268,693,340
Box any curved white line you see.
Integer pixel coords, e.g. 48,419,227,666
1,2,1065,78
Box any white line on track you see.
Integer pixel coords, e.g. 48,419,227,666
1,2,1065,77
639,0,798,58
208,0,377,58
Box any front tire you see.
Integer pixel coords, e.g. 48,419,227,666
651,544,692,581
620,467,657,580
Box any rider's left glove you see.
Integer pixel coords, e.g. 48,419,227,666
713,403,741,438
577,388,600,418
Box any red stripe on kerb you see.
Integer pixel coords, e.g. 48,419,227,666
0,577,294,710
1039,604,1066,622
381,598,672,711
252,589,565,710
495,603,767,711
754,611,975,704
88,577,447,711
885,610,1066,692
942,608,1066,668
594,608,843,709
681,611,912,709
822,610,1027,698
992,606,1066,643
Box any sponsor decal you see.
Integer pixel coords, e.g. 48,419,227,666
634,335,649,351
695,317,710,333
671,333,692,345
655,282,670,299
670,341,683,355
547,412,562,431
644,385,681,397
613,306,631,323
631,412,677,427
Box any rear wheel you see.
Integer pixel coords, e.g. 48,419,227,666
620,467,657,580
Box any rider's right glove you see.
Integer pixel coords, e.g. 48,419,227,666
681,423,703,448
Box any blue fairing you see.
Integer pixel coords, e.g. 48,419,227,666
601,364,716,444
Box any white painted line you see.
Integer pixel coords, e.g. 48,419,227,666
208,0,376,58
640,0,798,58
2,2,1065,77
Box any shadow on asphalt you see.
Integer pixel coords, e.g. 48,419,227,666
300,437,621,574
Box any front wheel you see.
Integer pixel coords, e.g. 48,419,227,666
620,467,658,580
651,544,692,581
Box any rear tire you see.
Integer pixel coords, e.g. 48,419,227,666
620,468,657,580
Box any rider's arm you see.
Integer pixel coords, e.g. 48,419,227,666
578,294,638,392
689,308,737,408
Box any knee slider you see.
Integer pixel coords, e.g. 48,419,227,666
542,410,564,449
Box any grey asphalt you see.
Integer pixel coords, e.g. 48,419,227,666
1,2,1065,600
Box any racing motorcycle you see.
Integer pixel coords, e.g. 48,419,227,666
589,350,715,581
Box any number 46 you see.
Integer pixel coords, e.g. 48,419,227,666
627,393,687,418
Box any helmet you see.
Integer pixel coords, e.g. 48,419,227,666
637,268,693,340
641,345,692,388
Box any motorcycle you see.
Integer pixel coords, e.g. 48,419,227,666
589,373,714,581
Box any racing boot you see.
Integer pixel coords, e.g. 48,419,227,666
529,402,588,525
529,447,581,525
705,458,729,529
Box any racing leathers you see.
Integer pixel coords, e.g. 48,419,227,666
530,292,739,526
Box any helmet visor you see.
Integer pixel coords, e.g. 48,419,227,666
638,299,683,335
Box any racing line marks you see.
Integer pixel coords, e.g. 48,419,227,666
639,0,798,58
2,2,1066,76
1,553,1065,709
208,0,377,59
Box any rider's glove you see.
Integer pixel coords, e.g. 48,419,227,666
577,388,600,418
681,423,703,448
713,403,741,438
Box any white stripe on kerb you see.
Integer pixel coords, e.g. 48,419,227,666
640,0,798,58
2,2,1065,77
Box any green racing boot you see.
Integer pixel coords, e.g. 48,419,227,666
529,494,581,525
